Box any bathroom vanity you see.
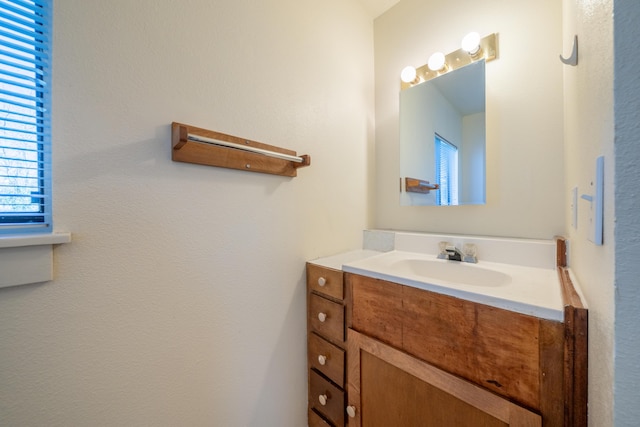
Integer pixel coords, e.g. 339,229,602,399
306,233,587,427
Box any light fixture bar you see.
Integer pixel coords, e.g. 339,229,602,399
400,32,498,90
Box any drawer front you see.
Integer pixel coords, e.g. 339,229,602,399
310,369,345,426
307,263,344,300
308,408,333,427
309,294,345,344
308,332,345,386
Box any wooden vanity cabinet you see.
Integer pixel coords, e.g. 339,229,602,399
307,262,348,426
345,271,587,427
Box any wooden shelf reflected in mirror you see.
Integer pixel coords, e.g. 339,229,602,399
405,177,439,194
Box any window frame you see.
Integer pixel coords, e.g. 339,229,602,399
435,133,459,206
0,0,52,235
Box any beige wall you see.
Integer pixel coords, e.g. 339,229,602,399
373,0,565,238
0,1,373,425
562,1,615,426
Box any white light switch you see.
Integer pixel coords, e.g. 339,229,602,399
581,156,604,245
571,187,577,229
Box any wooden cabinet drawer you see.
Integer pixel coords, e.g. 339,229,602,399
310,369,345,426
307,263,344,300
308,332,345,386
308,408,333,427
309,294,345,344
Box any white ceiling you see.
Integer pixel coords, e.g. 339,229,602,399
358,0,400,18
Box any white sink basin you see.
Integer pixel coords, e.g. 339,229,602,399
389,258,511,287
342,250,563,321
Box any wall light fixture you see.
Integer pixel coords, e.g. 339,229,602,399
461,32,481,56
427,52,447,72
400,65,419,84
400,32,498,90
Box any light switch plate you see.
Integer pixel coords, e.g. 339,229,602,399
571,187,578,229
588,156,604,245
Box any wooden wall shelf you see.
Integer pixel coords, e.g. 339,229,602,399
171,122,310,177
405,177,439,194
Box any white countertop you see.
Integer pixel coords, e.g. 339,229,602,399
343,250,564,321
308,249,382,271
309,231,565,321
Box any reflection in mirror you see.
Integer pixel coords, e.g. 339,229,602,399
400,60,486,206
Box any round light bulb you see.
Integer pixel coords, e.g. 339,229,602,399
400,66,417,83
427,52,446,71
461,32,481,55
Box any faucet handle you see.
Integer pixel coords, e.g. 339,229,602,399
463,243,476,256
437,241,449,259
462,243,478,263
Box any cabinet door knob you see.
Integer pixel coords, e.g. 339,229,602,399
319,394,328,406
317,312,327,322
317,277,326,287
346,405,357,418
318,355,327,365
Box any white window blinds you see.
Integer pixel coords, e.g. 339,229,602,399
0,0,51,233
435,134,459,206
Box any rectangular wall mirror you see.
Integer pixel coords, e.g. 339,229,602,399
400,60,486,206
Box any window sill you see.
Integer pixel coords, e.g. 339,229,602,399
0,232,71,289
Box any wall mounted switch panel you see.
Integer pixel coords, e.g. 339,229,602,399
581,156,604,245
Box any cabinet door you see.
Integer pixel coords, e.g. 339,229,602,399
346,329,541,427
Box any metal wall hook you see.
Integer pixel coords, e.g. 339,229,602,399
560,35,578,66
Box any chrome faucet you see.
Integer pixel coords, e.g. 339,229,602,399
437,242,478,263
446,245,463,261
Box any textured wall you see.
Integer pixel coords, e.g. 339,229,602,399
613,0,640,424
373,0,564,238
562,0,615,425
0,1,373,425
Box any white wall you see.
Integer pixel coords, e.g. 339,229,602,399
0,1,373,426
562,0,615,425
374,0,564,238
461,112,486,205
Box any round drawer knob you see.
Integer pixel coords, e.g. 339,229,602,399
317,312,327,322
318,355,327,365
319,394,328,406
318,277,327,287
346,405,357,418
